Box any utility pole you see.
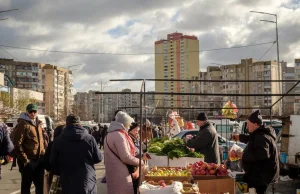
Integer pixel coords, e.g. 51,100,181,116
250,11,282,116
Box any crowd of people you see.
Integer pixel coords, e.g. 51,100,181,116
0,103,279,194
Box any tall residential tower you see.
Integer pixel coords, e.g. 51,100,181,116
155,32,199,108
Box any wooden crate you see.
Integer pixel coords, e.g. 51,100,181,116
144,175,191,182
192,175,216,180
194,177,235,194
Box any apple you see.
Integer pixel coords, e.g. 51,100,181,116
200,170,206,175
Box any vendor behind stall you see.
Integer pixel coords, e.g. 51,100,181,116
233,110,279,194
185,113,220,164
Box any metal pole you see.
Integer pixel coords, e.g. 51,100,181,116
101,82,104,123
66,70,69,117
275,15,282,116
138,81,144,186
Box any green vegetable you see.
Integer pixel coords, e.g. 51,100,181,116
186,151,204,158
167,149,186,159
148,146,162,154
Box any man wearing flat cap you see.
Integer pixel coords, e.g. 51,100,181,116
13,103,45,194
50,114,102,194
186,112,220,164
233,110,279,194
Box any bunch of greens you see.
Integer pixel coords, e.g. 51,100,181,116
148,137,204,159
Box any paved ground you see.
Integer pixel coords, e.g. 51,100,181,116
0,162,108,194
1,161,299,194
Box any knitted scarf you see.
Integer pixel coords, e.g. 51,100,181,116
116,130,136,156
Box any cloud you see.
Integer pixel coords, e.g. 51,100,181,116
0,0,299,93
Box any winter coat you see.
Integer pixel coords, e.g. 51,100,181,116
186,121,220,164
13,113,45,164
239,126,279,186
50,125,102,194
104,121,140,194
0,126,14,156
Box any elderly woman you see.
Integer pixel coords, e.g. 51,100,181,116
128,122,150,194
104,111,144,194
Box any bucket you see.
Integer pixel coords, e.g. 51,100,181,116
280,153,288,163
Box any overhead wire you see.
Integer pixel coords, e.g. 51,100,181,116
0,41,275,56
257,41,275,61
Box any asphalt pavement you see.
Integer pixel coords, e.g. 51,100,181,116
1,159,299,194
0,161,108,194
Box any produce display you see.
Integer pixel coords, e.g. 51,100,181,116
148,138,204,159
222,101,238,119
146,166,191,177
188,161,229,176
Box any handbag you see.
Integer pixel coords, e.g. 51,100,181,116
106,137,137,174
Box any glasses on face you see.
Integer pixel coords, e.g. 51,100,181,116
28,110,37,114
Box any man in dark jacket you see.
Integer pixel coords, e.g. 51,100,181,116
0,125,14,179
233,110,279,194
50,114,102,194
0,125,14,157
186,113,220,164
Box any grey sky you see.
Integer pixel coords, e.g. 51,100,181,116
0,0,299,92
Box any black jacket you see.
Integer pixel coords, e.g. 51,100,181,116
50,125,102,194
240,126,279,186
0,127,14,157
186,122,220,164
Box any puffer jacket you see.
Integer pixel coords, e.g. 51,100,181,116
240,126,279,186
13,113,45,164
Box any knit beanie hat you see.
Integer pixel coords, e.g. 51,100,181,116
248,110,262,125
196,112,208,121
115,111,134,127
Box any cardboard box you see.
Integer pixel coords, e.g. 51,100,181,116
194,177,235,194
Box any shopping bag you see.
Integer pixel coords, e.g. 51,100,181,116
49,175,62,194
43,172,50,194
229,144,243,161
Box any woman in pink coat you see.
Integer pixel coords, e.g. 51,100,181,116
104,111,144,194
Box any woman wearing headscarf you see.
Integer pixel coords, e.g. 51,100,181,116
104,111,144,194
128,122,150,194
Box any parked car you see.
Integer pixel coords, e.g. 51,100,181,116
172,129,246,149
241,119,282,135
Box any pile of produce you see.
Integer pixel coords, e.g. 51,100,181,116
148,138,204,159
146,166,191,177
188,161,228,176
222,101,238,119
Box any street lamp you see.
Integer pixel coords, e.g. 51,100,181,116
250,10,282,115
66,64,81,116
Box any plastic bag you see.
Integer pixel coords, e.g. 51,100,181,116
229,144,243,162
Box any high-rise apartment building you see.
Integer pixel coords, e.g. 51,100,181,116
197,58,282,116
74,90,120,123
0,58,74,120
155,32,199,108
119,89,139,116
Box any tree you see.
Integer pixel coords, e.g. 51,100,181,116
0,91,38,120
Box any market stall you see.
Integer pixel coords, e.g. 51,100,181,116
140,162,235,194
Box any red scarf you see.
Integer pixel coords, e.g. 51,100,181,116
116,130,136,156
